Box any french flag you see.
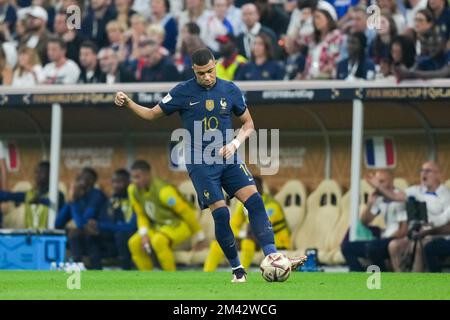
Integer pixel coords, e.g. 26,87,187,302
365,137,396,169
0,140,20,172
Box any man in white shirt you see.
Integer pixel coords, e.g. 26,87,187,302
367,161,450,271
41,36,81,84
342,170,408,271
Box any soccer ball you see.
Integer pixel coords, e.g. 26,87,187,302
260,252,291,282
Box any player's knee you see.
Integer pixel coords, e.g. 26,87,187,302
211,206,230,224
152,233,170,252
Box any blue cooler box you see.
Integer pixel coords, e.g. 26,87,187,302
0,229,67,270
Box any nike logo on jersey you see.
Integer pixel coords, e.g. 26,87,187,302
189,101,200,106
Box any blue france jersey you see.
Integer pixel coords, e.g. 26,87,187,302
158,78,247,170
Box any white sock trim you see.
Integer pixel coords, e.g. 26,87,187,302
232,265,244,271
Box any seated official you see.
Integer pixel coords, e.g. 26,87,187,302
0,161,65,229
127,160,207,271
204,176,290,271
341,170,408,272
84,169,137,270
55,167,107,270
367,162,450,272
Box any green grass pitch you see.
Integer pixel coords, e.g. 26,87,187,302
0,271,449,300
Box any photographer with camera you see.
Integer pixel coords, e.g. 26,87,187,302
342,170,408,271
367,161,450,272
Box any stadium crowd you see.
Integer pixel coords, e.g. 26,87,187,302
1,0,450,86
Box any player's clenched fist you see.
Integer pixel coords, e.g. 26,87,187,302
115,91,130,107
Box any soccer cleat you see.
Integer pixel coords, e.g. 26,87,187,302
231,267,247,283
288,255,308,270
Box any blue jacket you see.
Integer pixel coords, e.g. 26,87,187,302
55,188,107,229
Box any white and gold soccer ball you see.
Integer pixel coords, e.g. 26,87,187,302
260,252,291,282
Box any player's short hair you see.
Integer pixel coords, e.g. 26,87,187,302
114,168,130,180
191,48,215,66
81,167,98,183
131,160,151,172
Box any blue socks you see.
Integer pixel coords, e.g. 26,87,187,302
212,207,241,268
244,193,277,256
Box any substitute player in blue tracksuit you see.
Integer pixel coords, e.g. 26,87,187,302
114,48,306,282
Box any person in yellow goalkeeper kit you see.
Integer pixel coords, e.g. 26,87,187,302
204,176,290,271
127,160,207,271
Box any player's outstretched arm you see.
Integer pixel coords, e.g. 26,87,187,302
219,109,255,159
115,91,164,121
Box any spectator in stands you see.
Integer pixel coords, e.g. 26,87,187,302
115,0,137,27
106,19,132,64
337,32,375,80
390,35,417,70
286,0,319,53
407,9,434,56
348,6,376,48
98,47,135,83
41,36,81,84
369,13,398,65
396,28,450,80
235,33,284,80
12,47,45,86
139,39,179,82
125,13,148,64
146,24,170,56
254,0,289,40
341,170,408,272
55,167,108,270
237,3,278,60
176,22,204,79
81,0,117,49
0,45,12,85
415,28,450,71
150,0,178,54
85,169,137,270
367,161,450,272
283,35,306,80
203,0,234,54
127,160,206,271
0,161,65,229
78,40,106,83
378,0,407,32
226,0,244,36
302,7,343,79
177,0,211,48
405,0,429,28
53,10,85,65
427,0,450,40
19,6,51,64
215,34,247,80
0,0,17,34
33,0,56,33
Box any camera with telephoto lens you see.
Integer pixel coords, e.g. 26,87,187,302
406,196,428,240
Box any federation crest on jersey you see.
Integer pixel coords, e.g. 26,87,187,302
205,99,215,111
203,190,210,200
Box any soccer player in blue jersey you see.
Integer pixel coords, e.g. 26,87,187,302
115,47,306,282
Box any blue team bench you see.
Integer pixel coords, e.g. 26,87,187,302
0,229,66,270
